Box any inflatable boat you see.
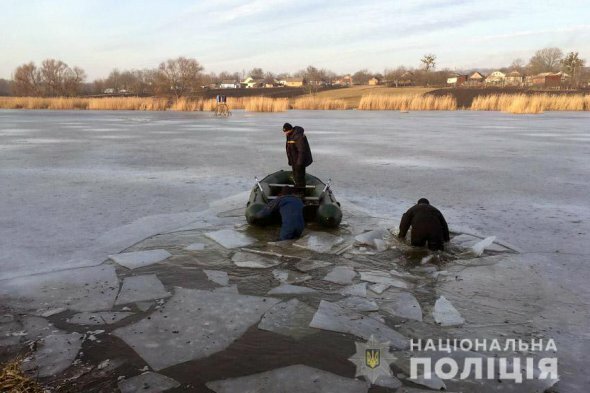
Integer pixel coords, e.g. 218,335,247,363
245,170,342,228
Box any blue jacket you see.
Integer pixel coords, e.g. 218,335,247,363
254,195,305,240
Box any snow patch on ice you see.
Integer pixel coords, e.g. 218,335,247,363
109,249,172,269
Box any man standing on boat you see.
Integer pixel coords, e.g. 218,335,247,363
253,186,305,240
398,198,450,251
283,123,313,192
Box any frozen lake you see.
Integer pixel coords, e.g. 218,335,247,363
0,109,589,391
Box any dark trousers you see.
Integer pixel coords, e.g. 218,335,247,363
411,236,444,251
292,165,306,189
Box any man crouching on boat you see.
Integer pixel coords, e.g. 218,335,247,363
253,186,305,240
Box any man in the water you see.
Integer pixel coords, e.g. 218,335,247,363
398,198,450,251
253,186,305,240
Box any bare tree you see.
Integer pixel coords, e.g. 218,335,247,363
0,79,12,96
352,69,372,85
158,57,204,98
561,51,585,87
12,62,42,96
63,66,86,96
248,68,264,80
527,47,563,74
40,59,69,96
421,54,437,71
510,58,525,73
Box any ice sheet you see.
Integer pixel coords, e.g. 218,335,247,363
118,372,180,393
295,259,332,272
205,229,256,249
272,269,312,284
68,312,134,325
258,299,317,339
432,296,465,326
322,266,356,285
185,242,206,251
379,292,423,321
309,301,408,349
471,236,497,256
206,364,368,393
113,287,280,370
115,274,171,305
335,296,378,312
354,228,390,250
267,284,318,295
203,270,230,286
231,251,281,268
359,271,412,289
293,232,344,253
340,283,367,297
0,265,119,313
21,333,83,377
109,249,172,269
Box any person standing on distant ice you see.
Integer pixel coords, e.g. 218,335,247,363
398,198,450,251
282,122,313,192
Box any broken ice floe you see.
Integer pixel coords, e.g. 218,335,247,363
267,284,317,295
293,232,344,253
205,229,256,249
471,236,497,256
109,249,172,269
118,372,180,393
452,234,507,253
22,333,83,377
335,296,378,312
409,373,447,390
185,242,206,251
115,274,171,305
433,296,465,326
378,292,423,321
113,287,280,370
0,265,119,314
360,271,412,289
206,364,368,393
340,283,367,297
374,374,402,389
295,259,332,272
136,301,153,312
258,299,317,339
231,251,280,268
68,312,134,326
322,266,356,285
203,270,230,286
354,228,390,251
272,269,312,284
309,301,407,349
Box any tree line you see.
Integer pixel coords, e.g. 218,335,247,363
1,47,587,97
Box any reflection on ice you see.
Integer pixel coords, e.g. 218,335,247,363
309,301,408,349
206,364,368,393
109,249,172,269
115,274,171,305
293,232,344,253
322,266,356,285
205,229,256,249
118,372,180,393
433,296,465,326
231,251,280,268
258,299,317,339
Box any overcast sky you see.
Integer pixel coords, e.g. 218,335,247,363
1,0,589,80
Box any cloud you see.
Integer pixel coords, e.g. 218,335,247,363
475,24,590,41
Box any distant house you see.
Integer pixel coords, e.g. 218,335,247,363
242,77,265,88
103,88,115,94
447,73,467,87
505,71,523,87
368,77,381,86
220,80,239,89
264,80,280,88
530,72,562,89
466,72,485,86
333,75,353,86
485,71,506,86
281,77,305,87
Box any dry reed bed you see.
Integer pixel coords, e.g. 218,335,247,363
292,97,348,110
2,94,589,113
358,94,457,110
471,94,590,114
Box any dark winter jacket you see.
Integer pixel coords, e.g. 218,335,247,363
399,203,450,243
286,126,313,167
254,195,305,240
